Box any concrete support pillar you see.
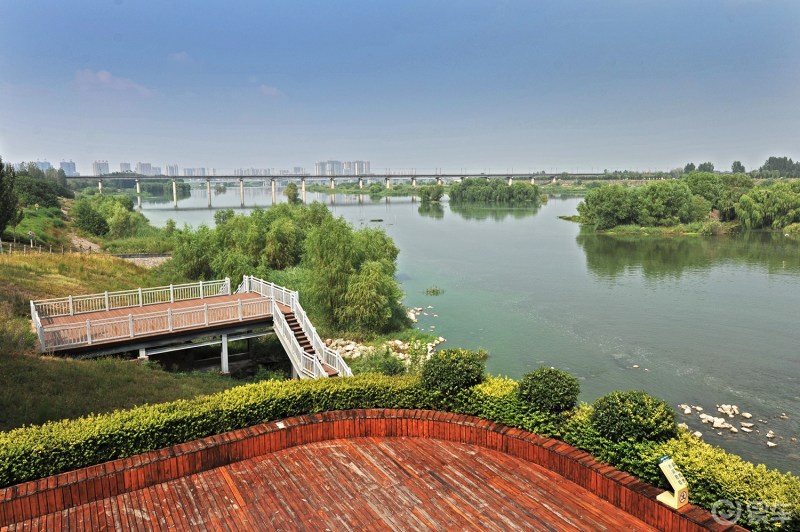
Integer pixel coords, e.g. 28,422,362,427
207,178,212,208
172,178,178,208
411,177,417,188
459,176,464,183
385,177,392,189
329,177,335,190
358,177,363,190
301,177,306,202
221,334,229,374
137,195,141,209
530,176,535,185
508,176,513,186
271,178,277,204
135,178,141,195
138,348,148,360
239,177,245,207
437,176,443,186
98,179,103,194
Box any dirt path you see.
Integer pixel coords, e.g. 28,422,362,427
69,234,101,252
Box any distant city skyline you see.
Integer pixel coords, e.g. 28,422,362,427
2,1,798,174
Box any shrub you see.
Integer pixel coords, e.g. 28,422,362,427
590,390,677,443
348,349,406,376
0,374,432,488
517,366,580,413
420,348,487,395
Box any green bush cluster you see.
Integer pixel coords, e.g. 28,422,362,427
517,366,580,414
590,390,677,443
420,348,487,396
448,178,542,205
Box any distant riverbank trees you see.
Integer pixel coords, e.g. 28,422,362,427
448,178,543,205
170,203,409,335
577,171,800,232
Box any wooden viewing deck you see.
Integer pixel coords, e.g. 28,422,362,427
30,277,353,378
39,292,278,350
4,438,657,531
0,410,743,531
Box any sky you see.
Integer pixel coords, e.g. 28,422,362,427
1,0,799,175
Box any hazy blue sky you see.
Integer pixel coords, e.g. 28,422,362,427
2,0,798,175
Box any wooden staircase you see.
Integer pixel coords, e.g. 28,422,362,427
282,310,339,377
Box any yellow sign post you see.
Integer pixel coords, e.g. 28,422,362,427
656,455,689,509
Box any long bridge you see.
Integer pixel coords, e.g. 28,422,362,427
67,172,603,208
30,276,352,379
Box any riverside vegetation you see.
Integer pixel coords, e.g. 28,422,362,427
0,354,796,530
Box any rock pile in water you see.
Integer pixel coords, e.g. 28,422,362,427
677,403,792,449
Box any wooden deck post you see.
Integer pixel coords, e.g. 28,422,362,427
204,304,209,326
129,314,134,337
104,291,110,311
200,281,204,299
69,295,74,316
138,288,143,307
86,321,92,344
170,284,174,303
238,300,243,321
167,308,173,331
221,334,229,374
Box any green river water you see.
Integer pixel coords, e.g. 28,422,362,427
141,187,800,473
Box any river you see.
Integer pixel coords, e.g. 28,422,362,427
140,186,800,473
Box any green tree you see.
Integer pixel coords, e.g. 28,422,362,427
0,157,18,234
697,162,715,172
303,217,357,327
336,260,401,331
263,217,302,269
577,185,637,230
172,225,217,279
72,199,109,236
685,171,722,207
284,182,301,204
683,162,696,173
418,184,444,203
731,161,745,173
636,180,699,226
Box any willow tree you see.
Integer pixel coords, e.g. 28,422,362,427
0,158,18,233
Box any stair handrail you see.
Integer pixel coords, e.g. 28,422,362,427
270,299,325,378
235,275,352,377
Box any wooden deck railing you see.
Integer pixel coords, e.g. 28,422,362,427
32,279,231,318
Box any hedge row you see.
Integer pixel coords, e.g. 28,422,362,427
0,368,798,530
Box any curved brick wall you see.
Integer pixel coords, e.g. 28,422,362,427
0,409,744,530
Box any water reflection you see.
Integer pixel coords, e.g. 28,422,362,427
448,203,541,222
577,230,800,279
417,203,445,219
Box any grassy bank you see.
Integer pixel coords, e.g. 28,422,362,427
0,253,246,430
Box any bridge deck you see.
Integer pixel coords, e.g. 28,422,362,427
40,293,284,351
6,437,656,530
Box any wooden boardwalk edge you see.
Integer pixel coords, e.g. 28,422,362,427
0,409,745,531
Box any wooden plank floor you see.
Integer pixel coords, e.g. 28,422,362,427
5,438,657,531
39,293,287,351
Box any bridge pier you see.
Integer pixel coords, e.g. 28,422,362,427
301,177,306,202
172,178,178,208
138,348,148,361
135,179,141,209
239,178,245,207
508,176,513,186
98,179,103,194
135,178,141,195
221,334,229,374
384,177,392,189
411,177,417,188
358,177,363,190
271,178,277,204
437,176,443,186
207,178,212,208
530,177,535,185
329,177,335,190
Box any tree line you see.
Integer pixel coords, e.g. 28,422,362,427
168,203,409,334
447,178,543,204
578,171,800,231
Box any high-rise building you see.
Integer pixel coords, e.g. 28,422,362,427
166,164,179,176
93,160,110,176
120,162,131,173
135,162,153,176
35,161,53,172
316,160,368,176
183,167,207,177
151,166,162,176
353,160,370,175
59,160,79,177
